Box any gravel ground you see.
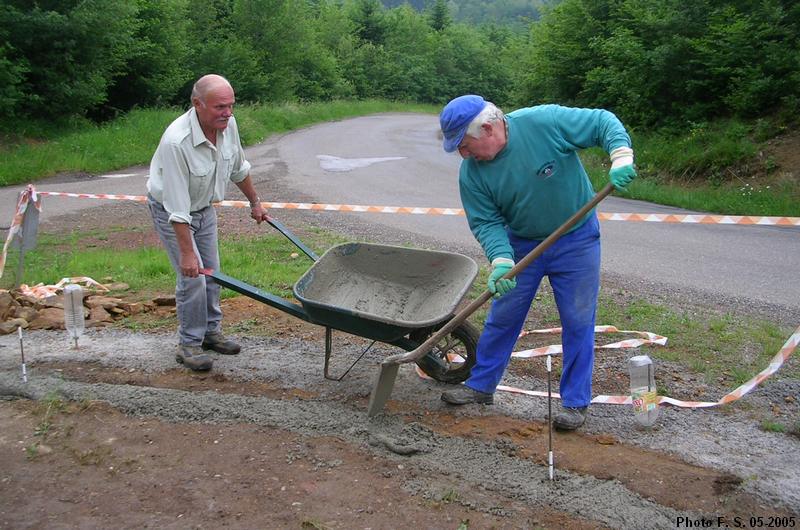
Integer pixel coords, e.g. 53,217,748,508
1,302,798,523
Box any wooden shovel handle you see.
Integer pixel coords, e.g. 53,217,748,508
382,183,614,366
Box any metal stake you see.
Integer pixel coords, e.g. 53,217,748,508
547,354,553,480
18,326,27,383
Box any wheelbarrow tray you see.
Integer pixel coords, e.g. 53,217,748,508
293,243,478,342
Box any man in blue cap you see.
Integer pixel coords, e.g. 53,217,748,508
439,94,636,431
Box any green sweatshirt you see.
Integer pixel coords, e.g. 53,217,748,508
459,104,631,262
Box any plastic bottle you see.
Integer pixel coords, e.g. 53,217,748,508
63,284,84,349
628,354,659,427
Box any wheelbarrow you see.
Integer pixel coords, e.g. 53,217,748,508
205,217,481,386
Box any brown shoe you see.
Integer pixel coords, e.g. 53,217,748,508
176,345,213,371
441,385,494,405
202,332,241,355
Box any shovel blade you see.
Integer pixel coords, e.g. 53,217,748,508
366,362,400,417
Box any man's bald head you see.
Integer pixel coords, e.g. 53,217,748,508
191,74,233,104
191,74,236,137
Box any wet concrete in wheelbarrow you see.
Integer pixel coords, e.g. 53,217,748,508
1,322,797,529
295,242,478,327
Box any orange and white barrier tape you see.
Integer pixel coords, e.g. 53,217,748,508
36,191,147,203
598,212,800,226
419,324,800,409
511,325,667,358
0,185,41,279
33,190,800,226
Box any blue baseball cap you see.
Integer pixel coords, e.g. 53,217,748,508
439,95,487,152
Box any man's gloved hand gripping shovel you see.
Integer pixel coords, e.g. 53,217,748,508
366,183,616,417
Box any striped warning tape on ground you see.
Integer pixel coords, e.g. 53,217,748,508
33,190,800,226
512,325,668,358
420,324,800,409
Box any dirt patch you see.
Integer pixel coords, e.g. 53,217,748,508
419,414,772,519
3,358,793,529
2,399,595,529
763,130,800,190
20,359,786,523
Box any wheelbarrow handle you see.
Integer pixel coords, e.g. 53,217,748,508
384,183,614,367
266,215,319,262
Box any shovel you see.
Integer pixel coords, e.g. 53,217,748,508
366,183,615,417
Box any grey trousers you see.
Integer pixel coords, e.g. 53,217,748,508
147,197,222,346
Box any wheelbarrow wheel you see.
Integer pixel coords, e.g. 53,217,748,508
410,321,480,384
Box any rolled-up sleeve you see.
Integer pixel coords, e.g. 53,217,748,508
227,118,250,184
229,157,250,183
158,141,193,224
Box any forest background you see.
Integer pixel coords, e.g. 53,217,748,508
1,0,799,215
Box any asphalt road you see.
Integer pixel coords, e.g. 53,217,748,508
1,112,798,318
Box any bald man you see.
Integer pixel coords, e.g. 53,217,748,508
146,74,268,371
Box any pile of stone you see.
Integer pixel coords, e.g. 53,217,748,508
0,284,174,334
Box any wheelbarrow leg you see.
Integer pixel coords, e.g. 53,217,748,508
323,326,377,381
323,327,334,379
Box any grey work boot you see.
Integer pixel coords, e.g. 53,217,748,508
553,406,588,431
176,345,213,371
202,332,241,355
441,385,494,405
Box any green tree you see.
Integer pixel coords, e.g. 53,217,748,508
1,0,138,119
515,0,800,127
0,40,27,117
692,2,800,117
380,5,438,100
349,0,388,45
232,0,348,101
188,38,272,103
585,0,713,125
427,0,452,31
432,23,514,105
514,0,609,106
104,0,192,114
184,0,271,103
338,38,395,99
314,0,357,51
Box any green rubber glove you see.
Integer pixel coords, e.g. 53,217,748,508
488,257,516,299
609,163,637,191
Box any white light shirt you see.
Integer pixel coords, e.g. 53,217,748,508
147,107,251,224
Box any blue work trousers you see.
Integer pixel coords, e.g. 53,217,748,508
147,197,222,346
466,214,601,408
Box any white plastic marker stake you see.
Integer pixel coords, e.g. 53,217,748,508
63,283,84,349
18,326,27,383
547,354,553,480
